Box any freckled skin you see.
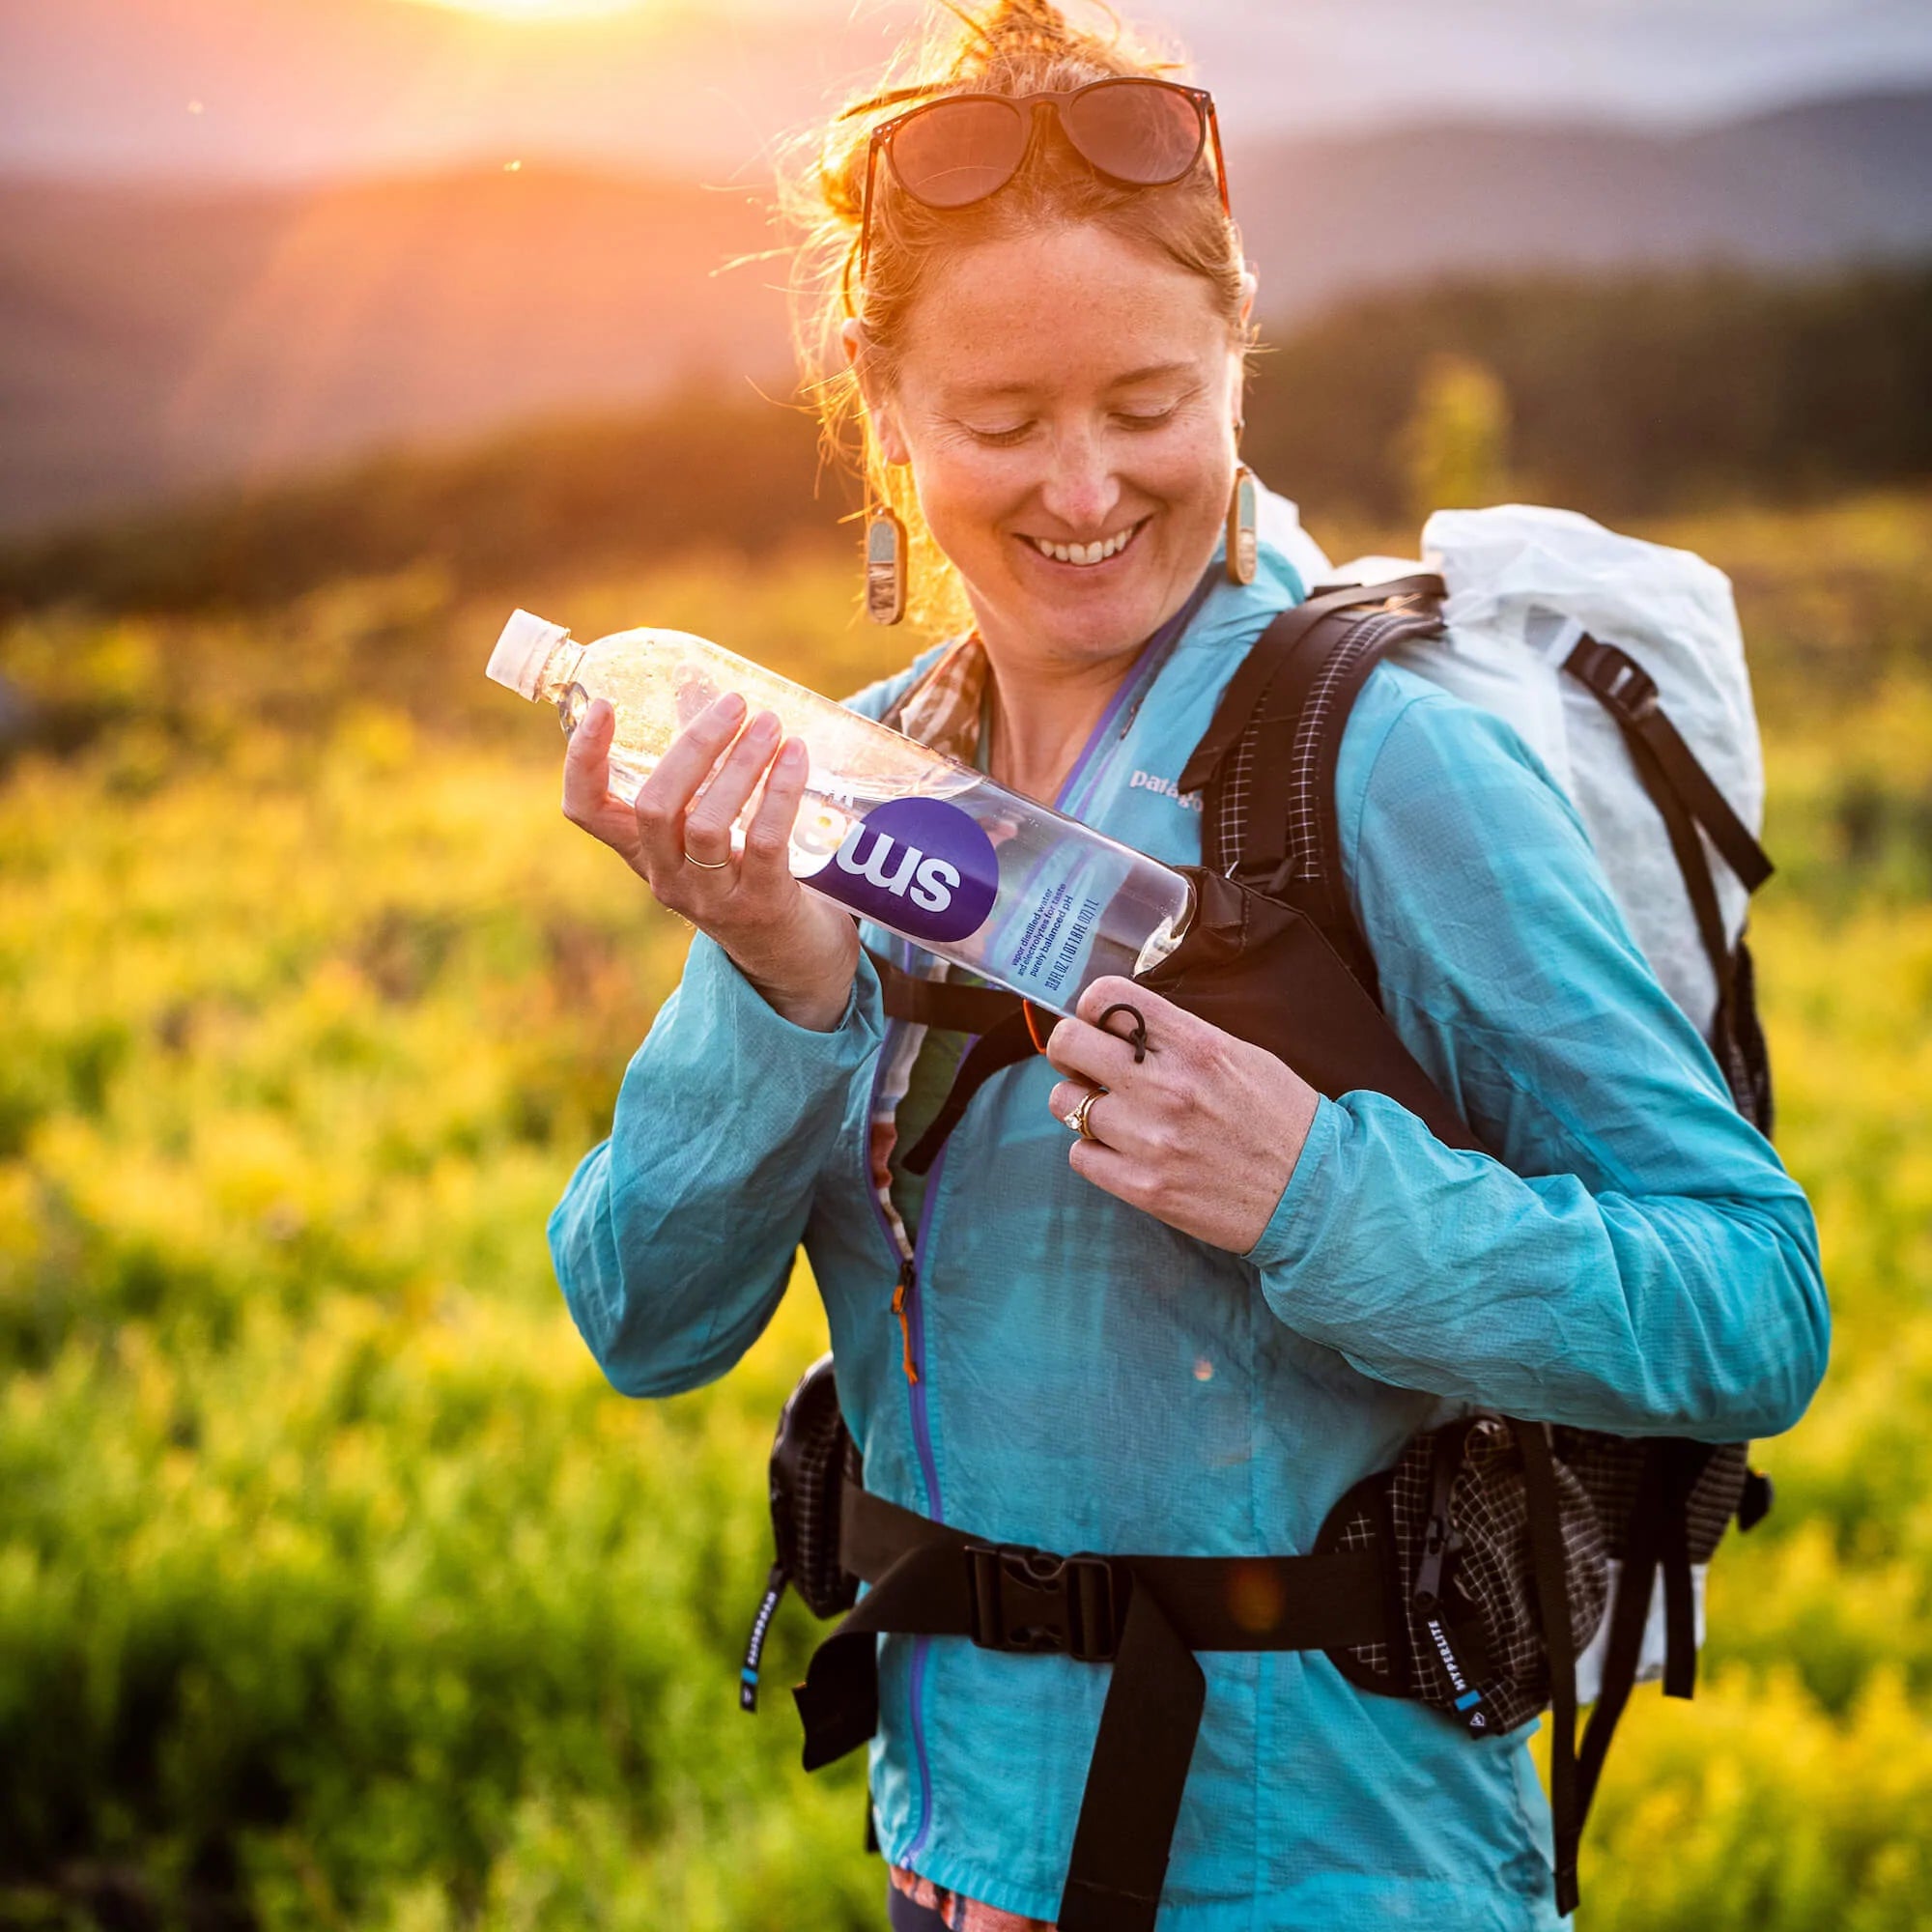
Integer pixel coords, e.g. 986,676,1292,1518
866,223,1245,708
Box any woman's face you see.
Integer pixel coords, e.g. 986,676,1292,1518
869,221,1246,672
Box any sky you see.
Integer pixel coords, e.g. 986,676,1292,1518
4,0,1931,183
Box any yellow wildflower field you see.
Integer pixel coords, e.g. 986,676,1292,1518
1,496,1927,1927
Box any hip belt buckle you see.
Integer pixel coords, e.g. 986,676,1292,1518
963,1541,1124,1662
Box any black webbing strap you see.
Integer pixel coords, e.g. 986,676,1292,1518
1514,1421,1581,1917
864,950,1044,1178
801,1485,1388,1932
1058,1581,1205,1931
1658,1440,1716,1701
867,949,1030,1037
1574,1435,1717,1831
900,1011,1040,1175
1562,635,1777,1122
1624,724,1735,1003
1574,1444,1668,1825
1574,661,1764,1115
1564,637,1774,906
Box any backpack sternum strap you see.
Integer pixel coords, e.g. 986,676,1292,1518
899,1011,1040,1175
864,949,1044,1175
867,949,1029,1036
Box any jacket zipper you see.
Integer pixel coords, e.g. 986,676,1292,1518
863,1012,946,1864
860,613,1198,1869
892,1259,918,1386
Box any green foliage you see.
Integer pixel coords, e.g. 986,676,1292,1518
1,497,1929,1926
1400,354,1513,521
1247,260,1932,525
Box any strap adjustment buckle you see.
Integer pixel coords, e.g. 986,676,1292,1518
964,1541,1123,1662
1569,636,1660,724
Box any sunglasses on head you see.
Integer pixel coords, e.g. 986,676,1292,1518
858,76,1230,279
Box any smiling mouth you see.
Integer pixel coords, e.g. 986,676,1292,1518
1020,518,1149,568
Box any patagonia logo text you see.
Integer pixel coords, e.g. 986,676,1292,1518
1127,769,1202,811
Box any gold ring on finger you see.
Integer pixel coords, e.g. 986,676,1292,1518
1062,1087,1106,1143
683,847,731,869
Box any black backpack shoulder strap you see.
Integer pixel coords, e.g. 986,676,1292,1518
1183,577,1447,1000
871,579,1453,1172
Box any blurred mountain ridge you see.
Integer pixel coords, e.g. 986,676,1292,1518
2,85,1928,535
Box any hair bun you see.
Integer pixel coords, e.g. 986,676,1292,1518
970,0,1079,61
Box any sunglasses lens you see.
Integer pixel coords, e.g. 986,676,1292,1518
891,99,1029,209
1065,81,1204,185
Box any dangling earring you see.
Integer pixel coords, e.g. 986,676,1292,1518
865,498,907,626
1226,462,1258,586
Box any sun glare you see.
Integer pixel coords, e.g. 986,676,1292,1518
408,0,651,19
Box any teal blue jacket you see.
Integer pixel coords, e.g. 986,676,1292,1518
549,514,1828,1928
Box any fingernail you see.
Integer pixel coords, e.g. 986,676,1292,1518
750,710,780,740
717,692,747,722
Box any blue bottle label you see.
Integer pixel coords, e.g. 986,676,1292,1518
812,796,1000,945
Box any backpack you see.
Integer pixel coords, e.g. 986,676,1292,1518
744,508,1781,1925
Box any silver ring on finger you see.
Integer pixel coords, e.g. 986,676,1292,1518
1062,1087,1107,1143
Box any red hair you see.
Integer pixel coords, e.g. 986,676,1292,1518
779,1,1249,635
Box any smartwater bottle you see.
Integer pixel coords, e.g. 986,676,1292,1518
487,610,1193,1014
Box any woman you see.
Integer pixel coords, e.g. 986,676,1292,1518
548,4,1828,1926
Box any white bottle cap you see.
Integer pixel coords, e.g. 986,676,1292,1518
487,609,571,699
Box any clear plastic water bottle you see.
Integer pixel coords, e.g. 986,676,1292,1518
488,610,1193,1014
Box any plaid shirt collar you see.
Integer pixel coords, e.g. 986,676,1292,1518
895,634,989,764
894,562,1223,768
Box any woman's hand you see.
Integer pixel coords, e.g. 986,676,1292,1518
561,694,860,1032
1044,977,1321,1253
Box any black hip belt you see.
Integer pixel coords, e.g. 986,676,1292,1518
794,1484,1386,1932
759,1368,1755,1926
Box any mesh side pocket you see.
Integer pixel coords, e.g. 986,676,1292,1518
1555,1430,1749,1565
1317,1418,1609,1736
770,1355,863,1620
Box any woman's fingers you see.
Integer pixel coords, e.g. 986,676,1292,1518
561,696,615,823
632,693,748,869
740,737,810,885
1044,1021,1139,1093
1043,996,1160,1087
1049,972,1319,1252
1073,975,1188,1038
1047,1076,1115,1138
682,709,783,865
1066,1131,1151,1205
561,699,648,854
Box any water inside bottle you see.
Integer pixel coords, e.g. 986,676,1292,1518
526,618,1192,1014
